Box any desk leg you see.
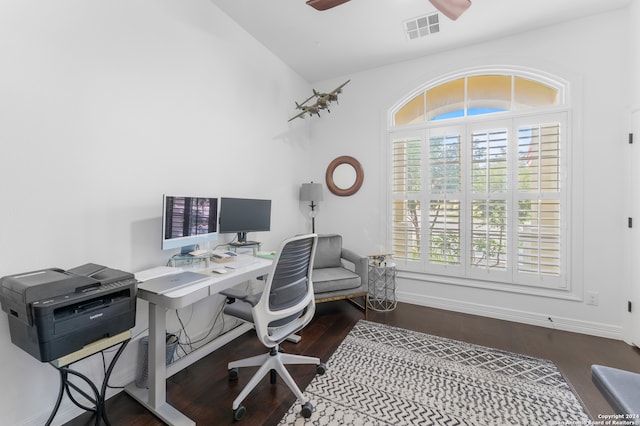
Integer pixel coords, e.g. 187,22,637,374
148,302,165,408
125,302,195,426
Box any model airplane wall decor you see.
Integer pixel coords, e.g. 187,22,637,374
288,80,350,122
306,0,471,21
306,0,351,11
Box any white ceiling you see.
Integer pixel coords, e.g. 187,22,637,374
210,0,630,83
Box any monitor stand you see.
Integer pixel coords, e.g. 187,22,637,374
228,241,260,247
228,239,261,256
232,232,260,246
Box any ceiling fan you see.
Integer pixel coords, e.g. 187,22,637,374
306,0,472,20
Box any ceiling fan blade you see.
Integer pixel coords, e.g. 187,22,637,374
428,0,471,20
306,0,352,11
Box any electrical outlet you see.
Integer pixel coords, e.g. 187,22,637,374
586,291,599,306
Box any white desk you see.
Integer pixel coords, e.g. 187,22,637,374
124,255,272,426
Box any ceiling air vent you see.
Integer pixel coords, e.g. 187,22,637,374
404,13,439,40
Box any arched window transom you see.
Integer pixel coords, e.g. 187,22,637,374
393,73,562,126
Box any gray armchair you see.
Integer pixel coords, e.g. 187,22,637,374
312,234,368,312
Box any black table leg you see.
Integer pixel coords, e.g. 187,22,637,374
45,339,129,426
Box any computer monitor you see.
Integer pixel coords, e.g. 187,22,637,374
161,195,218,254
218,197,271,244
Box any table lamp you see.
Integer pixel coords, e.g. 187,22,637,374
300,182,323,233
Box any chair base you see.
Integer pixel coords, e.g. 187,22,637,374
228,346,321,412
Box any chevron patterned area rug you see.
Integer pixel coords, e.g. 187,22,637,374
279,320,591,425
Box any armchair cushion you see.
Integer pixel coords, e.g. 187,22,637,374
313,235,343,268
312,267,361,293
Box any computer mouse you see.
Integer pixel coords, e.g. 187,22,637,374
211,268,227,274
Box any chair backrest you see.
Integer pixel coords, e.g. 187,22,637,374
252,234,318,347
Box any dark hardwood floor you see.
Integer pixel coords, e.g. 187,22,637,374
65,302,640,425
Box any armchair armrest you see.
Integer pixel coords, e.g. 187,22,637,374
341,248,368,285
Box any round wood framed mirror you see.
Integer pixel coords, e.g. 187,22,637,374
325,156,364,196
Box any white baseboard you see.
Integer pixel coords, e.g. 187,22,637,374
396,290,623,340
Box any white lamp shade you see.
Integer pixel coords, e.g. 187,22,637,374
300,183,323,202
428,0,471,20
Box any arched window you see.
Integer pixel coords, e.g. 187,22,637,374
389,69,568,292
394,74,561,125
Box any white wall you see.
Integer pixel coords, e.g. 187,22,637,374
0,1,312,425
309,9,632,339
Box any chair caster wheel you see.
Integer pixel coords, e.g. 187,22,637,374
228,368,239,381
233,405,246,421
316,363,327,375
301,401,313,418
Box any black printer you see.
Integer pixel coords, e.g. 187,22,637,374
0,263,137,362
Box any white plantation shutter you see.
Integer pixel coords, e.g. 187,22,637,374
392,200,421,262
470,199,508,271
391,135,423,264
517,123,561,193
390,113,567,288
428,199,461,265
515,118,564,285
471,129,509,193
469,126,509,274
517,199,561,276
427,132,462,267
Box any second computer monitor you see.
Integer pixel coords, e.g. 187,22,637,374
218,197,271,244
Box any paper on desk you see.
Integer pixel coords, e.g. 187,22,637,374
256,251,276,260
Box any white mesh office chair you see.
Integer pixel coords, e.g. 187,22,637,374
220,234,326,421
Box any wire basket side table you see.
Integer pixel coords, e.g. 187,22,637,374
367,255,397,312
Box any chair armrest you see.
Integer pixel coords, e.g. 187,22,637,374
220,288,261,306
341,248,368,285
